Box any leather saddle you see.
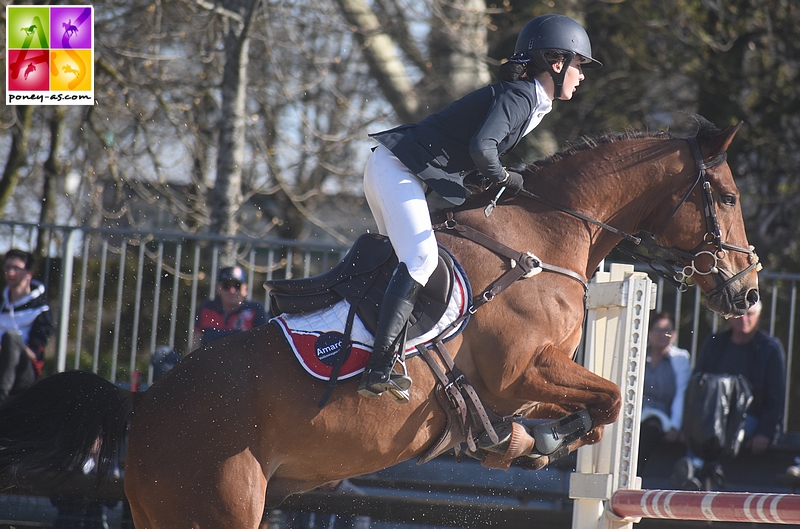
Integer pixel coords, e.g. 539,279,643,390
266,233,456,342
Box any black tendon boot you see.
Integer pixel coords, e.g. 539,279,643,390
358,263,422,401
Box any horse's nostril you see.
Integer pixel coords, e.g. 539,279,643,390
746,289,760,307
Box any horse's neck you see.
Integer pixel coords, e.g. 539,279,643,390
581,140,687,262
458,139,684,278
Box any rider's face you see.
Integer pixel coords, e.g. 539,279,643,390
555,56,585,101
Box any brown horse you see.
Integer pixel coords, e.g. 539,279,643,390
0,117,759,528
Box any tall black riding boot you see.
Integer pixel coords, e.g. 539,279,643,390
358,263,422,400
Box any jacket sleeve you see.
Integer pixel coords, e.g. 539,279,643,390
754,334,786,441
27,308,54,360
468,86,535,183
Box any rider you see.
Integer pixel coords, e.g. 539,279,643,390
358,14,602,401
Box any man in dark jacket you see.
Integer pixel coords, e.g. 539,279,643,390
672,300,785,490
0,249,54,403
693,300,785,454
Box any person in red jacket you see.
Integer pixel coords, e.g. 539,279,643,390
193,266,268,350
0,249,54,403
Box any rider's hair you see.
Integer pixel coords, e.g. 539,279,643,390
498,50,570,82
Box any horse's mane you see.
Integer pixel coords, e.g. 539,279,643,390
523,114,720,173
454,114,721,213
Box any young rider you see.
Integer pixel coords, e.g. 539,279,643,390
359,14,602,401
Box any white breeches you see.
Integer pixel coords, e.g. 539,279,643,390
364,145,439,286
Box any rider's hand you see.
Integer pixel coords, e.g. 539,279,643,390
498,170,524,195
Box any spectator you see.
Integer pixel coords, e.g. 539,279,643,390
639,312,691,469
283,479,370,529
694,300,785,454
672,300,786,489
0,249,54,404
193,266,267,350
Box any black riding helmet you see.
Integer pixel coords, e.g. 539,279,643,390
513,14,602,99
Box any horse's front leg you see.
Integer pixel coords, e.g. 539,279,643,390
525,343,621,425
477,344,620,470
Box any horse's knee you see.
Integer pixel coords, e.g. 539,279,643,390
587,385,621,426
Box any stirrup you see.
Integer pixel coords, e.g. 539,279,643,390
387,387,410,404
357,370,412,395
357,357,412,401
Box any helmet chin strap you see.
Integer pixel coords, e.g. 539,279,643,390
548,51,575,100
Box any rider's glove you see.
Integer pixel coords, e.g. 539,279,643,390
497,170,524,196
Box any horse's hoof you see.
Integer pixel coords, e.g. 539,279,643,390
514,453,549,470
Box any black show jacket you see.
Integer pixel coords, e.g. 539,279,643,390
371,78,543,207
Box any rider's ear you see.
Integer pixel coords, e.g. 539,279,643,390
551,61,564,74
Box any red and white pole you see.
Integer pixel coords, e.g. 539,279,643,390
611,489,800,525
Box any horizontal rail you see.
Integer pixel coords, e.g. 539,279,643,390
611,489,800,524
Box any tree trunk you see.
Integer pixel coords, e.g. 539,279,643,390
0,106,35,215
209,0,262,265
332,0,421,123
425,0,490,113
37,106,67,259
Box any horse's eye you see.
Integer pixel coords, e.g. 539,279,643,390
721,194,737,206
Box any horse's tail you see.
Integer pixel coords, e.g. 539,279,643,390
0,370,135,483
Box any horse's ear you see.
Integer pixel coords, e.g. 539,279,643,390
707,121,743,156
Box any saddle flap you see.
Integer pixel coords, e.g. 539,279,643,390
407,251,454,341
354,247,455,338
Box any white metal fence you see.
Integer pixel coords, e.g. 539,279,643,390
0,220,347,386
1,220,797,431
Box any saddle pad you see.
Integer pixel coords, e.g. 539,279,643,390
272,264,470,381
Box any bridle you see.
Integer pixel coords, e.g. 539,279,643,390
519,136,760,293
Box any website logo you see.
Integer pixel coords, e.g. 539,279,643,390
6,5,94,105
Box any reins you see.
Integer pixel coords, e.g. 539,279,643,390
516,188,642,245
515,135,759,292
